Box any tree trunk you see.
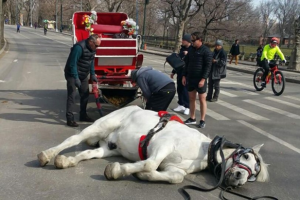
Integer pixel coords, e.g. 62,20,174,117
174,20,185,53
0,0,4,49
288,17,300,71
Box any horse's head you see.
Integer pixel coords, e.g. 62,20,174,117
224,144,269,187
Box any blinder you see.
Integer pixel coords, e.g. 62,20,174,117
232,148,261,182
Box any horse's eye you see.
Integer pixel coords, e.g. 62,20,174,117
243,154,249,159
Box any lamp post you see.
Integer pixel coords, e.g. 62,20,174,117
166,26,169,49
141,0,149,49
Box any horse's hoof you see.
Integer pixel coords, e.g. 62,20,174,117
54,155,70,169
37,151,50,167
104,163,121,180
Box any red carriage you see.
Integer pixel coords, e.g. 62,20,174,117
72,11,144,115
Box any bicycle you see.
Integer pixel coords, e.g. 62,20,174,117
253,60,285,96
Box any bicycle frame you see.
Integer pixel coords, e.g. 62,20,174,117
265,65,281,84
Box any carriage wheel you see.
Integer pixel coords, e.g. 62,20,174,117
272,71,285,96
253,68,264,91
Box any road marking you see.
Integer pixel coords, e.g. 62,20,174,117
0,80,5,83
265,97,300,108
243,99,300,119
217,100,269,120
220,90,238,97
284,96,300,102
206,109,230,120
13,59,18,62
238,120,300,154
221,80,273,94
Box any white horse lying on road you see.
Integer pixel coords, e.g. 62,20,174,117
37,106,269,187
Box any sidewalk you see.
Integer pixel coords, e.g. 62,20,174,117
140,46,300,84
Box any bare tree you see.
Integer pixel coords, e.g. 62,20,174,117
259,0,276,45
274,0,299,46
165,0,207,52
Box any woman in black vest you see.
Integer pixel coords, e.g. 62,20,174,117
64,34,101,127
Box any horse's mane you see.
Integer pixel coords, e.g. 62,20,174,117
256,153,270,182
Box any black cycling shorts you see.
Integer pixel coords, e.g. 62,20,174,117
187,78,207,94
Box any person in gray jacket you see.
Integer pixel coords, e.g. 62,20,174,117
207,40,227,102
131,66,176,112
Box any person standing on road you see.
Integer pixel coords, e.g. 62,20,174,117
64,34,101,127
229,39,240,65
17,23,21,33
207,40,227,102
171,34,192,115
131,66,176,112
182,32,212,128
256,44,263,66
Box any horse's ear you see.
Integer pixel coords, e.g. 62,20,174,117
252,144,264,154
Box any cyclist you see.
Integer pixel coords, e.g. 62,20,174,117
260,37,286,87
44,23,48,35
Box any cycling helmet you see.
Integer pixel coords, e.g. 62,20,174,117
270,37,279,47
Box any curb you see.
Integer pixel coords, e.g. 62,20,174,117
140,49,300,84
0,38,7,55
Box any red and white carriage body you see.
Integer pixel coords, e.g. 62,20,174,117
72,12,143,109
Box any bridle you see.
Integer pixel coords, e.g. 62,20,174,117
224,148,261,182
180,136,278,200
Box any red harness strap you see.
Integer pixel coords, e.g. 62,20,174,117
138,111,183,160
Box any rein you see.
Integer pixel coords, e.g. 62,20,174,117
179,136,278,200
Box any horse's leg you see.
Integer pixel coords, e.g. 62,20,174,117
104,144,173,180
134,159,208,183
37,116,122,167
134,166,187,184
54,141,120,169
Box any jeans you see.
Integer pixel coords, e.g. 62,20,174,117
176,74,189,108
207,75,220,100
65,75,89,121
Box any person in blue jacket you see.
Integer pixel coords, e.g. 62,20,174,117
64,34,101,127
131,66,176,112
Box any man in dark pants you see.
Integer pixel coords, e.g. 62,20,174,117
131,66,176,112
170,34,192,115
207,40,227,102
64,34,101,127
182,32,212,128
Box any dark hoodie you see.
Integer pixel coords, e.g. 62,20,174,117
131,66,174,99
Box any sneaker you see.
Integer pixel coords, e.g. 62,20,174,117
261,82,266,88
67,121,79,127
173,105,185,112
183,108,190,115
198,120,206,128
184,118,197,125
80,115,95,122
210,98,218,102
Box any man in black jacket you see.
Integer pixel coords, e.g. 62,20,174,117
64,34,101,127
182,32,212,128
170,34,192,115
207,40,227,102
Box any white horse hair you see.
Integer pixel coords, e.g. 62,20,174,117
37,106,269,187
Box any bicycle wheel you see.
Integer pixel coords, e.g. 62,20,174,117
253,68,264,91
272,71,285,96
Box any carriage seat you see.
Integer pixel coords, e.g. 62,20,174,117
75,24,124,42
91,24,123,34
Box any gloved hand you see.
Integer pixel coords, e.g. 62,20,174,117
267,59,270,64
282,60,286,64
75,78,81,88
91,75,98,83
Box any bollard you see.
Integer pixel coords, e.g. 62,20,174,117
143,44,147,50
